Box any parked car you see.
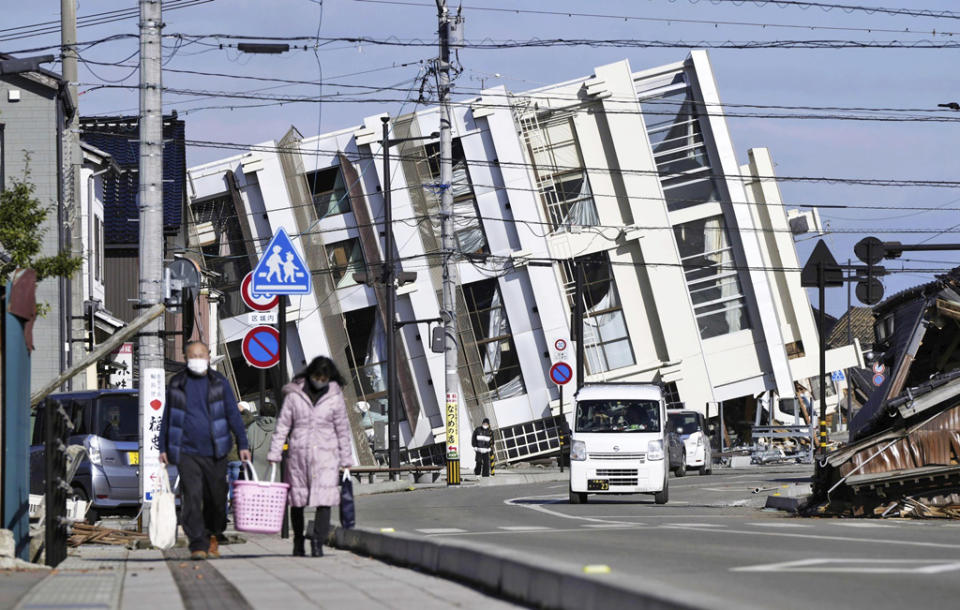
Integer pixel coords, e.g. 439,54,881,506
667,409,713,476
667,427,686,476
30,390,178,522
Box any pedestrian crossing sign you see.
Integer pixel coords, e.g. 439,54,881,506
251,227,312,295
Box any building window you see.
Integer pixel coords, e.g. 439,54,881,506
673,216,750,339
326,238,364,288
94,216,103,282
560,252,635,374
306,165,350,219
641,80,719,212
662,381,683,409
191,194,252,318
425,139,487,255
785,341,805,359
343,306,392,426
523,115,599,232
461,279,525,401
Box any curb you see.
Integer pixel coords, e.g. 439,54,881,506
330,526,706,610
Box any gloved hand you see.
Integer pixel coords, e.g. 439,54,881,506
342,468,351,482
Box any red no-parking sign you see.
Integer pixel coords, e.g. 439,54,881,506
241,272,279,312
242,326,281,369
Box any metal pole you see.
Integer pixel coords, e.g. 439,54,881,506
574,260,585,391
382,117,400,475
846,258,853,431
137,0,165,519
278,301,289,538
437,0,460,486
817,262,827,458
558,385,564,473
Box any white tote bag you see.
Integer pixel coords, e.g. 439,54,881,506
149,468,178,550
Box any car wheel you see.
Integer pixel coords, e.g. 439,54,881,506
72,486,98,524
675,461,686,477
654,482,669,505
700,463,712,475
569,489,588,504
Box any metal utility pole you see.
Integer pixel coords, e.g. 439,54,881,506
436,0,460,486
846,258,853,430
61,0,85,389
137,0,165,515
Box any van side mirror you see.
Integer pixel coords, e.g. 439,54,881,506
676,427,684,434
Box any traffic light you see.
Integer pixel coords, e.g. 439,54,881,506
853,237,887,305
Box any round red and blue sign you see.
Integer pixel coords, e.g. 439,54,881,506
241,272,279,312
242,325,281,369
550,361,573,386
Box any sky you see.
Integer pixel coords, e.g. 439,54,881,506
4,0,960,315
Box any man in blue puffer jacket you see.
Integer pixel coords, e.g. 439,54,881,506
159,341,250,560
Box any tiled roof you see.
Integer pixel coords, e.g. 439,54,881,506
827,306,875,349
79,114,185,245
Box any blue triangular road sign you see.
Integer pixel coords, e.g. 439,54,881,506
251,227,312,295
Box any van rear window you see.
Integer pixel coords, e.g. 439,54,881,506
575,399,660,433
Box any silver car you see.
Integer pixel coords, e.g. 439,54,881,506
30,390,178,522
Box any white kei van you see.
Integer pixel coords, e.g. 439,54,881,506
568,383,668,505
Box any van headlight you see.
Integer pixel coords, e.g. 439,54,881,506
570,440,587,461
85,437,102,466
647,439,664,461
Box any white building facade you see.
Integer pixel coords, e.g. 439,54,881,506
187,52,858,467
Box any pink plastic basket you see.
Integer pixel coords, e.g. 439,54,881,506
232,462,289,534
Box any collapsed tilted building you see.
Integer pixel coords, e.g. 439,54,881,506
812,268,960,515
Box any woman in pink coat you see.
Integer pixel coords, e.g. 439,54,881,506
268,356,354,557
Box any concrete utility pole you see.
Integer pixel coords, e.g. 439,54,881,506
138,0,165,513
436,0,460,485
61,0,85,390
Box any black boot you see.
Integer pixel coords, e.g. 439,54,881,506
310,537,323,557
293,537,306,557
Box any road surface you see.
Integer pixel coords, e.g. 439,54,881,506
355,466,960,609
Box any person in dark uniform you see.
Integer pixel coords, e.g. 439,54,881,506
472,418,493,477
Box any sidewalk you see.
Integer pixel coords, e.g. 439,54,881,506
7,535,521,610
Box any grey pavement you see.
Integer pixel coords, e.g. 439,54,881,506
3,534,522,610
352,465,960,610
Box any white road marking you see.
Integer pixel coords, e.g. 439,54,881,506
832,522,895,528
504,494,638,526
663,523,725,528
735,558,960,574
426,524,647,537
750,522,811,528
686,526,960,550
498,526,552,531
582,524,641,528
416,528,467,534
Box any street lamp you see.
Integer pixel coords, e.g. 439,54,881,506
354,117,438,472
938,102,959,111
0,54,56,76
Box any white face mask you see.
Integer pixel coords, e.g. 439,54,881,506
187,358,209,375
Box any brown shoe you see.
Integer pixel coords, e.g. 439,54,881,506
190,550,207,561
208,536,220,558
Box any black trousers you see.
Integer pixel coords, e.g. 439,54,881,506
178,454,228,552
290,506,331,544
474,451,490,477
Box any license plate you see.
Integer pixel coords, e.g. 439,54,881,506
588,479,609,491
128,452,139,465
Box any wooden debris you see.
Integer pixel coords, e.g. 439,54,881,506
67,523,149,547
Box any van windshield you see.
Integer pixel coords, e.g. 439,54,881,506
95,395,139,442
575,399,660,433
668,413,700,435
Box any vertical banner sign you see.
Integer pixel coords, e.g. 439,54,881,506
445,392,459,459
110,343,134,388
141,368,166,502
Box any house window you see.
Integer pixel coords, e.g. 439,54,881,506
560,252,635,374
641,81,719,212
192,194,253,317
306,165,350,219
425,139,487,254
673,216,750,339
461,279,525,401
94,216,103,282
325,238,364,288
523,115,598,232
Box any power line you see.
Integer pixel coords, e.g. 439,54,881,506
0,1,213,43
351,0,960,36
685,0,960,20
